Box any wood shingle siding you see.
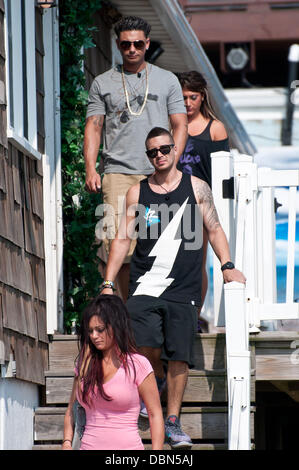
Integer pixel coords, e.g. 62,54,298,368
0,3,48,385
0,238,32,295
0,146,24,247
0,0,7,148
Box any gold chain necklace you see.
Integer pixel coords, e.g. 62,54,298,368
121,63,149,116
153,174,182,193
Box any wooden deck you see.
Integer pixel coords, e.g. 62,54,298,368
33,331,299,450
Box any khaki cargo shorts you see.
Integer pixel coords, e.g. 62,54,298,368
96,173,148,264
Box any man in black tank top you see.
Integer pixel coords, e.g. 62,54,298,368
101,127,246,448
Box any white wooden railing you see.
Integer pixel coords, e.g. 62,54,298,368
211,150,299,450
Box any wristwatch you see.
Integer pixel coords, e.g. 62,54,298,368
221,261,235,271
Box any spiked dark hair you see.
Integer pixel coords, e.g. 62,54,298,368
145,127,174,148
114,16,151,38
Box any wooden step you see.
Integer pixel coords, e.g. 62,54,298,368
33,444,62,450
250,332,299,381
143,442,227,450
45,369,231,405
35,406,230,441
194,333,226,370
48,335,79,372
49,332,299,380
34,405,255,442
45,369,230,405
45,371,74,404
32,442,228,450
48,333,226,372
44,368,255,405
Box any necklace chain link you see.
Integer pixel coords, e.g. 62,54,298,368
121,64,149,116
153,174,182,193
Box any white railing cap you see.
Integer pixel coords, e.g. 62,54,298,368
289,44,299,62
224,281,246,291
210,150,231,159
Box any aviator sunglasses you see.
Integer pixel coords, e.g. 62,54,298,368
146,144,175,159
119,40,146,51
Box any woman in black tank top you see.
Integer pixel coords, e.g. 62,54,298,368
176,71,230,329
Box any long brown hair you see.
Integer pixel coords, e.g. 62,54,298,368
177,70,218,121
76,294,139,406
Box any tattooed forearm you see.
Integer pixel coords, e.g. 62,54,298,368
84,115,104,162
195,180,220,231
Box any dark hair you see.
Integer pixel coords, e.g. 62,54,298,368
177,70,218,120
114,16,151,38
76,295,138,405
145,127,174,147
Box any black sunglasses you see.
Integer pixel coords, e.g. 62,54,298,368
146,144,175,159
119,40,146,51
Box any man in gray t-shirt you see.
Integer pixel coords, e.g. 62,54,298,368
84,16,187,300
87,63,186,175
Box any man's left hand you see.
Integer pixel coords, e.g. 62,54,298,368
222,268,246,284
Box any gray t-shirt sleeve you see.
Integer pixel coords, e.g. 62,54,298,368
86,78,106,118
167,73,186,115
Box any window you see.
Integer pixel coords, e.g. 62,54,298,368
5,0,39,157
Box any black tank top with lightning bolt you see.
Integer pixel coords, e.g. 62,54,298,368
128,173,203,306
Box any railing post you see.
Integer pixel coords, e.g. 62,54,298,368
224,281,251,450
211,151,235,327
255,167,278,330
258,167,278,305
233,153,261,331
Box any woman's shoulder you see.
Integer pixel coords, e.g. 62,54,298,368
126,353,153,376
126,354,153,386
210,119,228,141
128,353,152,367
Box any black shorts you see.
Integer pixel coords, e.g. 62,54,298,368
126,295,198,368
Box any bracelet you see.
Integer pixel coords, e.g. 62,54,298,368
62,439,72,444
100,280,115,292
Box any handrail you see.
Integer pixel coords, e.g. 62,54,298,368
211,149,299,450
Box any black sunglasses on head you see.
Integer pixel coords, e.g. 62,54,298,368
146,144,175,159
119,40,146,51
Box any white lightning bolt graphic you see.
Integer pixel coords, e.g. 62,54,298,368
133,197,189,297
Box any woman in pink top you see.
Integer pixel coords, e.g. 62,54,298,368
62,295,164,450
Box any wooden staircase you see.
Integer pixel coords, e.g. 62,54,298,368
33,333,256,450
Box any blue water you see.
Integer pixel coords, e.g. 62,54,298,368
277,265,299,303
207,214,299,303
276,219,299,241
208,266,299,303
275,216,299,302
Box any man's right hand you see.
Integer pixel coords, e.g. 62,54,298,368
85,171,102,193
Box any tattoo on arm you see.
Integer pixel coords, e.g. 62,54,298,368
86,115,104,130
196,180,220,230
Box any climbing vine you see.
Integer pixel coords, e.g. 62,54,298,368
59,0,103,332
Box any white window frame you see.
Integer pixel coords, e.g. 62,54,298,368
4,0,41,160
